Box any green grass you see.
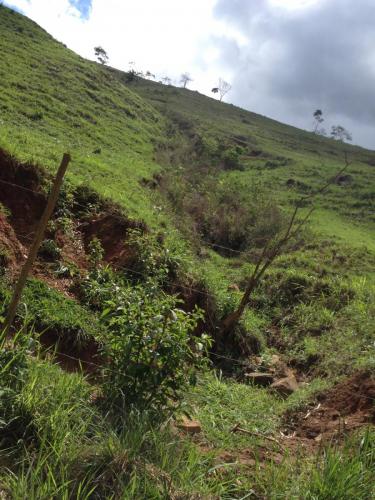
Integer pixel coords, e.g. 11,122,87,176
0,5,375,498
0,277,102,349
0,355,254,499
187,371,330,450
312,209,375,253
0,5,168,228
2,348,372,499
128,76,375,227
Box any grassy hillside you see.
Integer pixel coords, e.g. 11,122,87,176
0,5,374,498
128,75,375,222
0,5,168,226
1,6,374,232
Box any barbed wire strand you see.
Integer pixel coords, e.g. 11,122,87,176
3,180,374,402
25,347,375,403
0,177,311,256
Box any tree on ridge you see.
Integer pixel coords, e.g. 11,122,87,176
180,73,193,89
94,46,109,65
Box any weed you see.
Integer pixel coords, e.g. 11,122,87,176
38,238,61,261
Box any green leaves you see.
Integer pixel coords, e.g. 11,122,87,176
101,284,206,410
80,265,209,411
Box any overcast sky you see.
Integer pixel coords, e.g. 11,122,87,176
4,0,375,149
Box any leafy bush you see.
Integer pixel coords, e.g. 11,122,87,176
80,267,209,410
71,185,104,217
222,147,243,170
88,237,104,268
160,166,284,254
202,181,283,252
125,228,183,285
103,289,206,410
197,135,219,161
38,239,61,261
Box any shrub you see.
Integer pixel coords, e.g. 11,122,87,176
201,181,283,253
38,239,61,262
71,185,104,216
88,237,104,268
103,288,206,411
197,135,219,161
125,229,183,285
80,268,209,410
222,147,243,170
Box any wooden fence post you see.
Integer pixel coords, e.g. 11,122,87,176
2,153,71,336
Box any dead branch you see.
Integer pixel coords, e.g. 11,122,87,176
231,423,283,447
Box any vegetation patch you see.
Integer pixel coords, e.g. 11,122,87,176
0,5,374,496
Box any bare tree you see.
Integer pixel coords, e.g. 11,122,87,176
162,76,172,85
313,109,324,133
145,70,155,80
94,46,109,65
331,125,352,142
180,73,193,89
219,154,352,341
217,78,232,101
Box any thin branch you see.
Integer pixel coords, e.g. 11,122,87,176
231,423,283,447
220,152,353,337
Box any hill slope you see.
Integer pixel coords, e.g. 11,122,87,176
1,5,374,235
0,6,374,498
1,2,374,361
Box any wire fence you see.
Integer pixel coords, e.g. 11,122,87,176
2,163,371,394
0,176,258,304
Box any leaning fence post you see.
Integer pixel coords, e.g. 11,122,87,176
2,153,71,336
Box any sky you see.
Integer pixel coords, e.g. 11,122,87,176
4,0,375,149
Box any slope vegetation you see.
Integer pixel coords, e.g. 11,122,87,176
0,5,374,498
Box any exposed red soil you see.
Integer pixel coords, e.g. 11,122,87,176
0,148,141,372
0,212,26,271
55,226,89,270
191,372,375,470
0,149,47,244
281,371,375,451
0,148,145,292
81,213,145,268
0,149,174,378
40,330,102,375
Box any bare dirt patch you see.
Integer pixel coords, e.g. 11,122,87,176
282,371,375,450
0,148,47,244
0,212,26,271
80,212,145,267
194,372,375,468
40,329,102,375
